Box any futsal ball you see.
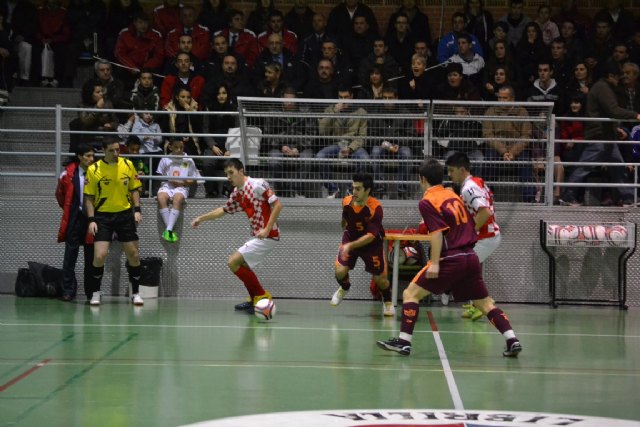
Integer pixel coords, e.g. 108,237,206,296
389,248,407,265
547,224,561,245
594,225,607,243
254,298,276,321
403,246,420,265
606,225,629,247
558,225,579,245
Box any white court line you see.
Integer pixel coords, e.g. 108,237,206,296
430,328,464,410
1,321,639,339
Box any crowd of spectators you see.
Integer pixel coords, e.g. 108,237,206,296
1,0,639,202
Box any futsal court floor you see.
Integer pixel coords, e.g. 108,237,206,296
0,295,639,427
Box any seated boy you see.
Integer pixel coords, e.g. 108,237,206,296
156,138,200,242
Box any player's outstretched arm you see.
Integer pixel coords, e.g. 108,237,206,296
191,207,226,228
256,199,282,239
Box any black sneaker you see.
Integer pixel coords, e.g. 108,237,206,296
503,340,523,358
376,338,411,355
234,300,252,311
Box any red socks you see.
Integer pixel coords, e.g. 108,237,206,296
234,266,265,299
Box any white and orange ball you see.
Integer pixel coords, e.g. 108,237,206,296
254,298,276,321
606,225,629,247
402,246,420,265
558,225,580,245
547,224,562,245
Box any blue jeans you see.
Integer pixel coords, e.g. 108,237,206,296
316,145,370,193
371,145,412,192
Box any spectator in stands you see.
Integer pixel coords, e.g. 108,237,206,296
449,33,485,86
258,10,298,56
552,0,591,41
557,93,586,203
318,38,354,87
247,0,278,36
56,143,95,302
10,0,38,86
369,85,415,199
303,58,339,100
550,38,573,90
629,29,640,67
317,85,369,198
619,62,640,164
386,0,431,52
482,66,511,101
161,86,203,156
463,0,493,54
604,42,631,77
435,61,481,102
594,0,636,43
515,22,547,89
327,0,378,43
482,85,536,202
342,14,376,79
94,59,130,110
483,40,519,93
564,61,593,110
35,0,69,88
165,6,210,62
70,80,118,152
385,13,415,75
357,38,401,88
497,0,531,51
131,112,163,155
205,33,246,78
585,17,615,78
413,39,429,62
434,105,484,173
264,87,316,197
216,9,260,68
437,12,483,64
534,5,558,46
300,13,328,66
198,0,229,35
559,19,584,65
398,53,432,101
104,0,143,61
0,10,12,104
202,82,236,197
152,0,181,37
526,61,562,114
114,12,164,87
254,33,306,91
160,52,205,108
203,54,254,104
487,21,508,53
65,0,106,73
130,69,160,111
163,34,207,76
257,62,286,98
561,63,640,207
357,65,385,100
284,0,314,45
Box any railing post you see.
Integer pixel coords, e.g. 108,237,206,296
546,113,556,206
55,104,62,180
237,100,249,166
425,100,433,157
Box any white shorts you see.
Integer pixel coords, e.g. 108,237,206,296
158,184,189,199
238,238,279,269
475,234,501,263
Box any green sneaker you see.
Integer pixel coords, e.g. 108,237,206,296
168,230,179,242
162,230,172,242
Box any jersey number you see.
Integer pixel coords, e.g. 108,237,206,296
446,199,469,225
355,221,364,231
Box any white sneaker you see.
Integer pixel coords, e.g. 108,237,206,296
331,287,348,306
131,293,144,306
90,291,102,306
441,293,450,306
383,301,395,317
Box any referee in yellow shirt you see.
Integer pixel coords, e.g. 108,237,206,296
84,137,144,306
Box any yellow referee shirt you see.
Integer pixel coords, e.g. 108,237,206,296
84,157,143,213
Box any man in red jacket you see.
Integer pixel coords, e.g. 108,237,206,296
56,144,95,302
160,52,205,108
115,12,164,79
215,10,260,68
152,0,182,37
164,6,210,62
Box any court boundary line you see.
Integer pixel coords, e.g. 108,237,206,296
1,321,638,339
427,311,464,410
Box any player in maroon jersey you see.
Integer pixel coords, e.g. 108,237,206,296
191,158,280,313
377,158,522,357
330,173,395,317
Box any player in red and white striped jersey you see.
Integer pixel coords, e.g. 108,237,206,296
191,158,281,312
446,152,502,320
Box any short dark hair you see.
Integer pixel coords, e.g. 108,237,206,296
352,173,373,192
224,158,244,172
74,143,95,157
445,152,471,171
418,158,444,186
126,135,141,147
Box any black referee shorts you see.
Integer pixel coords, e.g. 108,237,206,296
94,210,139,242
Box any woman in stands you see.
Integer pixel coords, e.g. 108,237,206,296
357,65,387,100
162,87,203,157
70,80,118,152
483,40,519,95
515,22,547,91
563,61,593,112
482,66,512,101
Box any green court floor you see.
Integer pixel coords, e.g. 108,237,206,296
1,295,639,427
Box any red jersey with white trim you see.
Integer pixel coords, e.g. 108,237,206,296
459,175,500,240
341,195,384,243
224,177,280,239
418,185,477,255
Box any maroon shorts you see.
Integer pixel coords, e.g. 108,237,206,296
411,250,489,301
336,239,386,276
